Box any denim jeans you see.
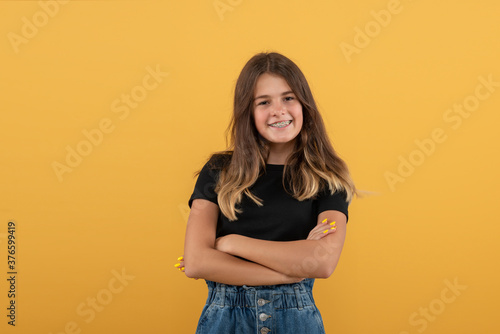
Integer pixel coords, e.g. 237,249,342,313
195,278,326,334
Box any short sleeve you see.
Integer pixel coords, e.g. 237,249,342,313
316,188,350,223
188,162,220,208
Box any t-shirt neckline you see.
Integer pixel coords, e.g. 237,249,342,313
265,163,285,171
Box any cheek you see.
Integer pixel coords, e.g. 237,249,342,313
293,107,304,126
295,117,304,131
253,111,266,130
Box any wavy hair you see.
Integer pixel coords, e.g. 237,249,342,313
197,52,358,221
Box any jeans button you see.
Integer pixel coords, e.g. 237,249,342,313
260,327,271,334
257,298,269,306
259,313,271,321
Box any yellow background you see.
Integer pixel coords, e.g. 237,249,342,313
1,0,499,333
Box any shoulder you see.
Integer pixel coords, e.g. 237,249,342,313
315,185,350,222
205,151,232,171
317,184,348,200
195,151,233,181
188,152,232,208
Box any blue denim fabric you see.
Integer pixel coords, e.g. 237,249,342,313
195,278,326,334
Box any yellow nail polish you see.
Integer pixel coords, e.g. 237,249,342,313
177,256,184,261
330,221,336,225
331,226,336,229
180,267,185,271
322,218,327,223
174,263,180,268
323,230,328,234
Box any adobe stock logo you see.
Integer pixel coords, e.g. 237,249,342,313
339,0,420,63
48,268,135,334
213,0,243,21
7,0,71,54
385,74,499,192
399,277,467,334
51,64,169,182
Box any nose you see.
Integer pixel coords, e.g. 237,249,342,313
272,101,286,116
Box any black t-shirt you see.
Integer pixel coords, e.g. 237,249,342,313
188,157,350,242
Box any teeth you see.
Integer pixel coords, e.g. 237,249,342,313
269,120,291,128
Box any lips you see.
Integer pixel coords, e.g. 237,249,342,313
269,120,292,128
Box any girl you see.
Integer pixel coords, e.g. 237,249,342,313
176,52,357,333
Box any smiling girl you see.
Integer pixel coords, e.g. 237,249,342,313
176,52,357,333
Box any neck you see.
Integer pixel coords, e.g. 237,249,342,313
266,141,295,164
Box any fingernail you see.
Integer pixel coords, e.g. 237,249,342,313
177,256,184,261
322,218,327,223
174,263,181,268
323,230,329,234
180,267,185,271
330,221,336,226
331,226,336,229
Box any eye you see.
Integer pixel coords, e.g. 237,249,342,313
257,100,268,106
284,96,294,102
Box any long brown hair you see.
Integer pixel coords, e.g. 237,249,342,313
197,52,357,221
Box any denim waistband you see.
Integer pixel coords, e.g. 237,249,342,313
204,278,316,309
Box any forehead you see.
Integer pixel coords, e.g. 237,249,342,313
254,73,292,97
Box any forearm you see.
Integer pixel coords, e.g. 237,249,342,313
223,235,344,279
183,247,302,286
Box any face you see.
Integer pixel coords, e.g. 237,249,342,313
253,73,303,153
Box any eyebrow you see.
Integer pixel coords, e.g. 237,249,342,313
254,90,295,101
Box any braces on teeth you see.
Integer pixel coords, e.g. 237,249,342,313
270,120,291,128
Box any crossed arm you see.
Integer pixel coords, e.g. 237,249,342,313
181,198,347,286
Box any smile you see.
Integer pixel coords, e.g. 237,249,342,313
269,120,292,128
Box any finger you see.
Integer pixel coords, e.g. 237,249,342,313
314,222,337,235
315,225,337,238
318,219,336,226
174,255,184,271
318,218,328,226
307,220,337,240
320,220,337,231
308,226,328,240
322,224,337,235
308,229,336,241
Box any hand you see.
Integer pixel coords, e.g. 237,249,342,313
174,255,198,280
306,218,337,241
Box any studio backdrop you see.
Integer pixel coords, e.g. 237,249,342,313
1,1,499,333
